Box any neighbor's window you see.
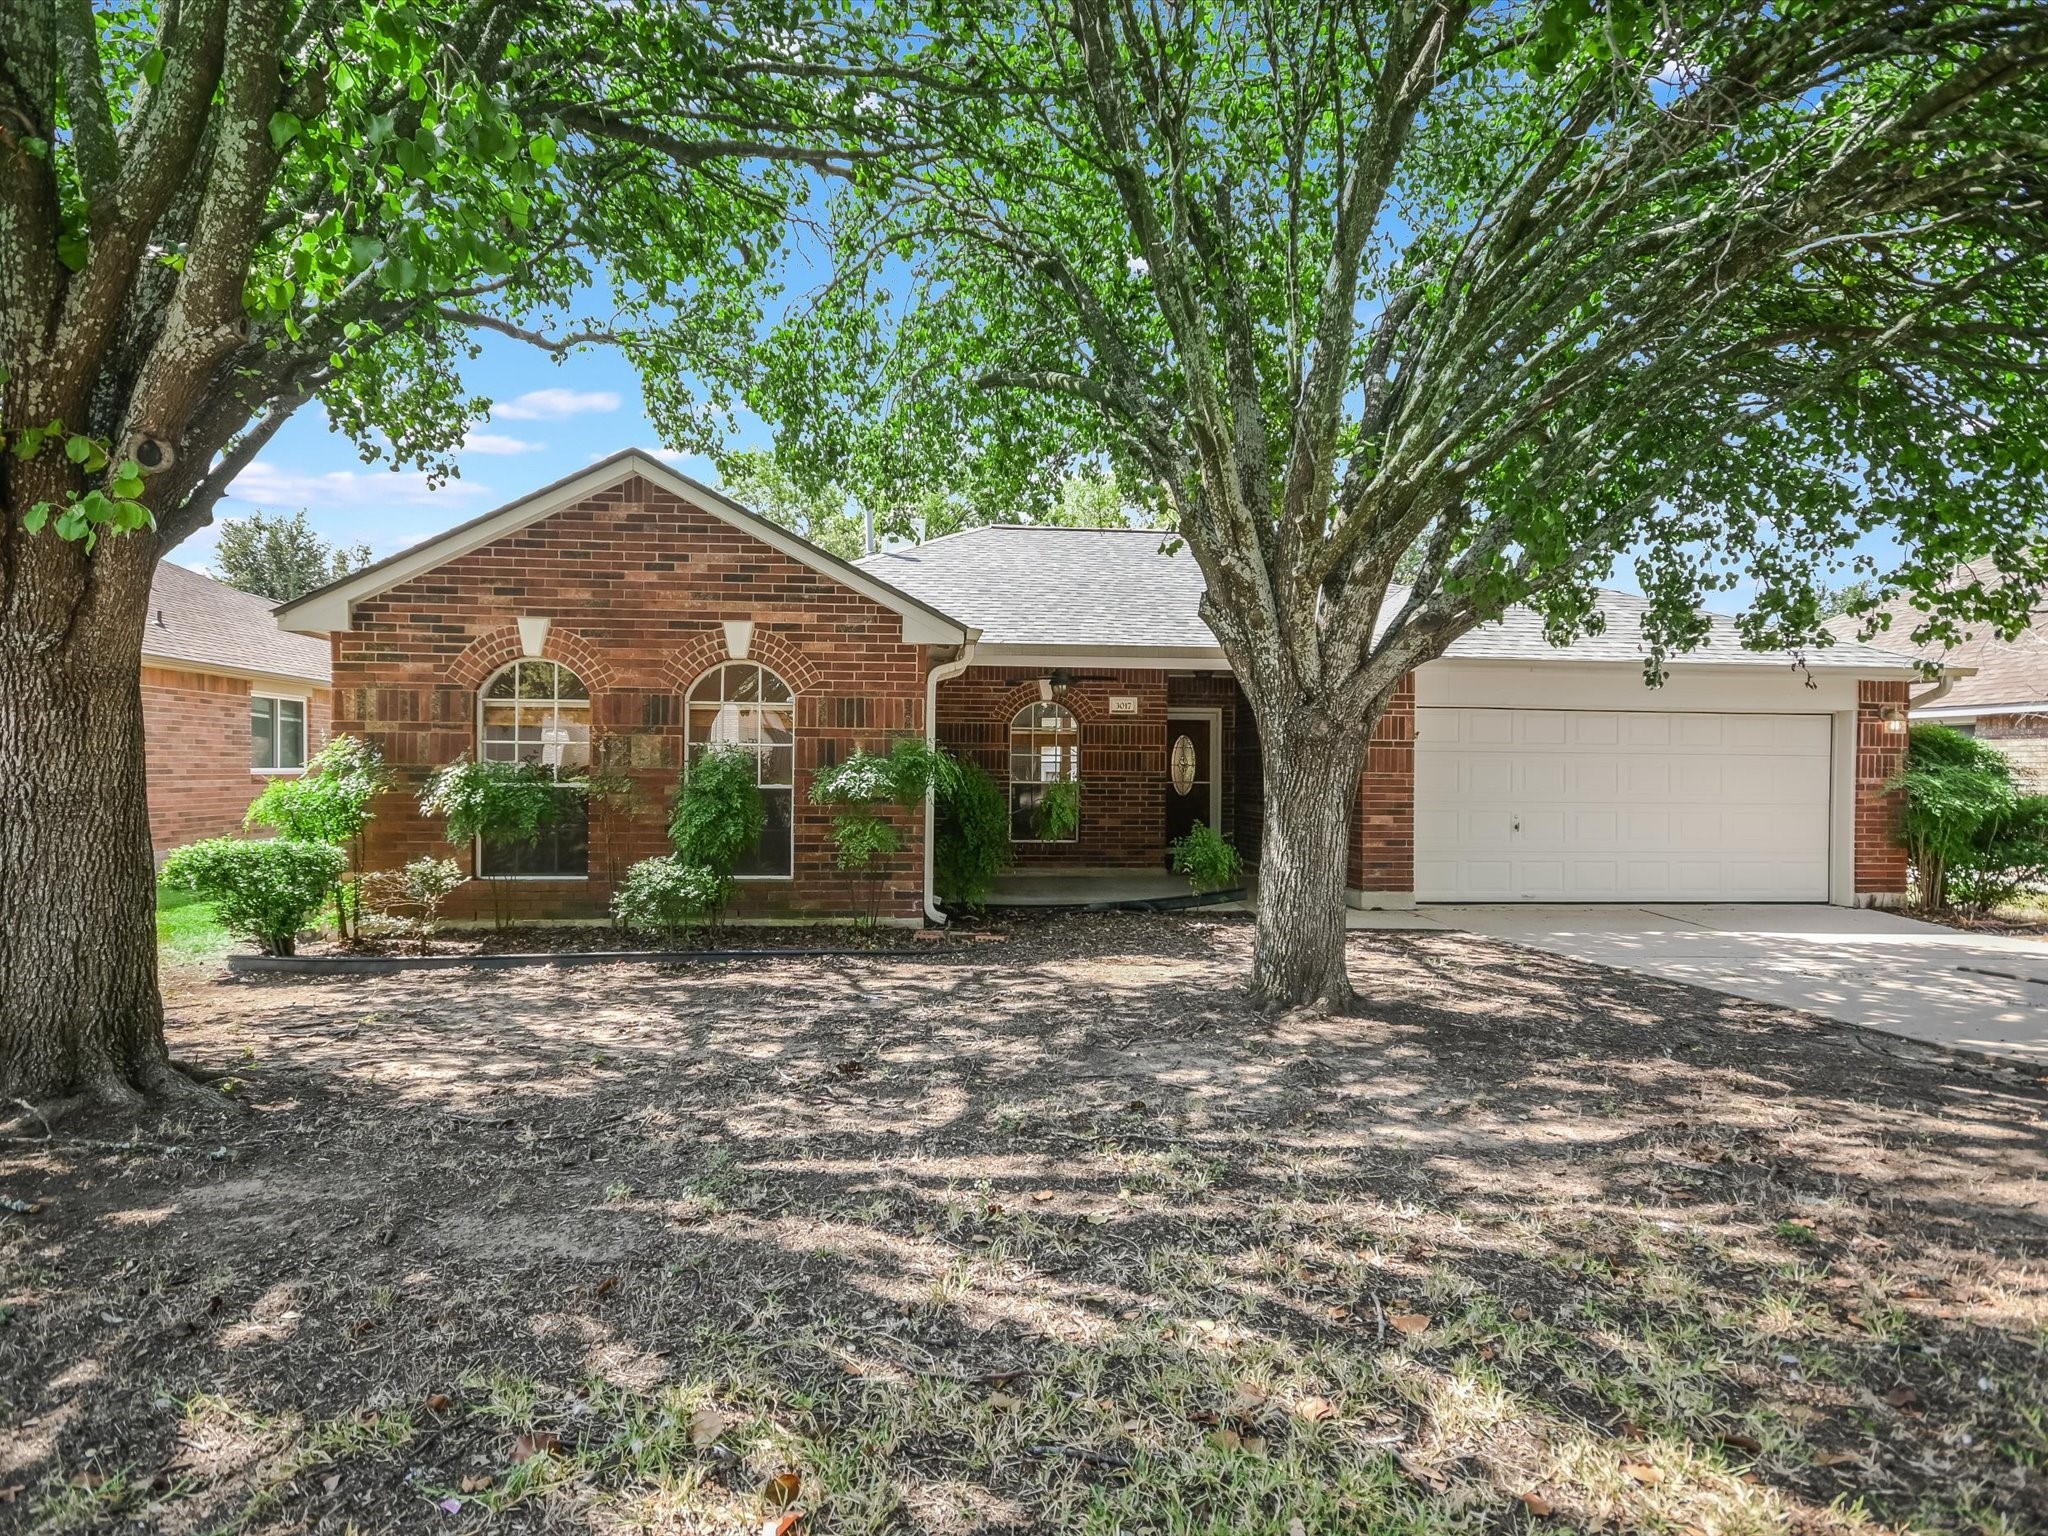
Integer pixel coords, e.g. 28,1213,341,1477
251,695,307,773
478,659,590,877
686,661,795,878
1009,702,1079,841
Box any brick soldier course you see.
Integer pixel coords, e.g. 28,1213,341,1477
274,450,1932,922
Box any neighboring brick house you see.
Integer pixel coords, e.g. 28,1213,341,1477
143,561,332,856
276,450,1928,922
1834,569,2048,789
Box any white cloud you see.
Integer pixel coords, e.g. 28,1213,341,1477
493,388,622,421
461,431,546,456
221,462,493,513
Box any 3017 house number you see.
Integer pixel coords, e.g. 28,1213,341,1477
1170,734,1197,794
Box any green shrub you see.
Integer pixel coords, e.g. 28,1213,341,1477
358,856,465,953
1034,777,1082,841
1951,793,2048,915
245,733,391,938
811,749,902,807
160,838,346,955
419,757,578,928
936,758,1012,909
612,855,732,942
421,756,569,847
1888,725,2023,909
670,745,767,877
1170,823,1244,893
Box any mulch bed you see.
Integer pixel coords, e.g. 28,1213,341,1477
3,912,2044,1534
301,921,939,958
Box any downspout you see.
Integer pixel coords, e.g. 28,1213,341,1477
1908,673,1956,712
922,638,979,925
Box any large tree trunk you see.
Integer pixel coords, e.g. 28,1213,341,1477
0,528,176,1106
1247,716,1369,1012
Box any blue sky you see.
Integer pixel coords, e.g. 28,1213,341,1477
172,333,772,574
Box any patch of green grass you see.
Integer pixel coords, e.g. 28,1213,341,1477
157,881,234,963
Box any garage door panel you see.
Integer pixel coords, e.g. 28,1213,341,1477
1415,708,1830,902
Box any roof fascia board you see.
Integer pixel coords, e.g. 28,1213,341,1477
275,451,968,646
140,654,330,691
1914,699,2048,719
1421,654,1926,677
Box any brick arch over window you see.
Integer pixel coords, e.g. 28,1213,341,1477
658,627,823,696
992,679,1104,725
443,624,615,693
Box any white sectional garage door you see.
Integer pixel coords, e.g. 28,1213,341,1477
1414,709,1831,902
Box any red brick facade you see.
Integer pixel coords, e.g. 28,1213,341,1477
934,665,1253,872
330,473,930,922
1856,679,1912,901
1347,674,1417,898
143,665,332,855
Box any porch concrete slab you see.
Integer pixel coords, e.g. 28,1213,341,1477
989,871,1201,906
1415,903,2048,1062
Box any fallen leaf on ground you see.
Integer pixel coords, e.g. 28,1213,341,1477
1387,1312,1431,1335
986,1392,1023,1411
321,1473,340,1493
1622,1461,1663,1485
594,1275,620,1299
1718,1431,1763,1454
511,1431,561,1463
1519,1490,1554,1516
687,1406,730,1446
761,1513,805,1536
1885,1385,1919,1409
69,1471,106,1489
1293,1395,1337,1423
425,1392,452,1412
1031,1189,1055,1202
762,1471,801,1509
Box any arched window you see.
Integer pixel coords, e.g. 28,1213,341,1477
479,659,590,876
686,660,795,878
1010,702,1079,842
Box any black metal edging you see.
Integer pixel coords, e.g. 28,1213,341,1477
226,946,894,976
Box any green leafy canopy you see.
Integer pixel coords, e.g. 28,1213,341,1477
746,0,2048,707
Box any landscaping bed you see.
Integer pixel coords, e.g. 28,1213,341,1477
4,913,2046,1534
298,920,939,959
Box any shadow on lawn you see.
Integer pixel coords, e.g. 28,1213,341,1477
4,913,2045,1534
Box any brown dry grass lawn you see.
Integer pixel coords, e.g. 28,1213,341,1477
3,913,2046,1535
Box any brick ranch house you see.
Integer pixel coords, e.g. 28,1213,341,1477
143,560,332,857
274,449,1929,925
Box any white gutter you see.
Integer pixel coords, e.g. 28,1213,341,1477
921,639,979,925
1909,675,1958,711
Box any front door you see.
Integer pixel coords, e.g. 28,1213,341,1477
1164,715,1216,849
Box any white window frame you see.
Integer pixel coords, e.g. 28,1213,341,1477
685,660,797,881
250,693,310,775
1009,701,1081,844
476,659,591,881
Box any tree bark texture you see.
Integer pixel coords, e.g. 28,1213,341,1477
0,526,171,1103
1247,716,1369,1012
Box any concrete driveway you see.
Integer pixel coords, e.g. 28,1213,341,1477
1366,903,2048,1063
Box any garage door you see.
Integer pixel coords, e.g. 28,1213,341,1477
1414,709,1831,902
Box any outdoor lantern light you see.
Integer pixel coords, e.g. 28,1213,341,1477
1883,705,1908,733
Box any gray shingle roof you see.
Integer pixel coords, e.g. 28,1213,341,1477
860,526,1215,650
143,561,331,685
859,525,1922,671
1826,564,2048,709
